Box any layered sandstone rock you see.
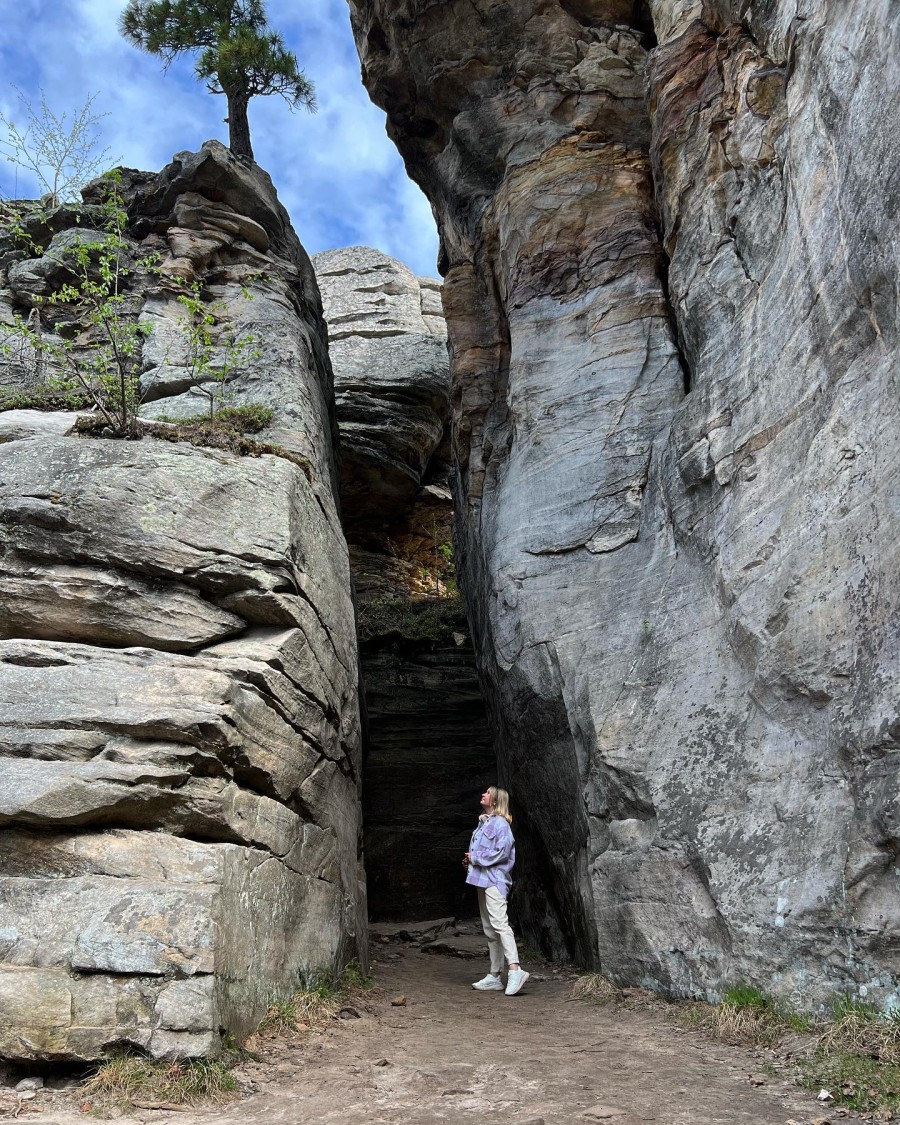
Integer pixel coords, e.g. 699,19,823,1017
314,245,449,524
0,142,365,1060
361,631,493,921
315,246,493,921
348,0,900,1008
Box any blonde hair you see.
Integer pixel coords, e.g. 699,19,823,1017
488,786,512,824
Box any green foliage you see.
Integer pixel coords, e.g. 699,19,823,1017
786,1010,814,1032
0,385,94,413
0,172,159,433
340,958,374,992
203,402,272,431
797,1053,900,1115
256,959,373,1039
721,984,775,1012
357,593,468,646
84,1056,237,1107
662,985,900,1115
145,403,273,433
120,1,315,159
832,993,882,1021
175,280,260,417
0,87,114,204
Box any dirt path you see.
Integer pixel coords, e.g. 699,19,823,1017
19,921,847,1125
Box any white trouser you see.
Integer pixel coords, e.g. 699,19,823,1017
477,886,519,974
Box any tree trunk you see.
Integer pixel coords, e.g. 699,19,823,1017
226,92,254,161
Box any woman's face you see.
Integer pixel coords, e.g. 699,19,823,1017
480,788,494,810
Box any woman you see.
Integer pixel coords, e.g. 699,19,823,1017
463,785,529,996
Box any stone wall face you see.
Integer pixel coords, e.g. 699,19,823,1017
0,143,366,1060
313,245,450,526
347,0,900,1007
362,644,493,921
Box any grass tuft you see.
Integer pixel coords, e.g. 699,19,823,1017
721,984,774,1012
797,1052,900,1115
815,999,900,1065
571,973,619,1005
256,959,375,1039
341,958,374,991
661,986,900,1114
84,1056,237,1107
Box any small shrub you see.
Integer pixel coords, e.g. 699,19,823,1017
1,171,158,432
172,281,261,418
0,88,114,204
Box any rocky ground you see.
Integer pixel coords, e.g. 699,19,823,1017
2,922,854,1125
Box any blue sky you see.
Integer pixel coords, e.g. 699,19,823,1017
0,0,440,276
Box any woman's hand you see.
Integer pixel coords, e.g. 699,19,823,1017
462,851,471,868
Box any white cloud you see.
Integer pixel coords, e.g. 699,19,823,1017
0,0,439,275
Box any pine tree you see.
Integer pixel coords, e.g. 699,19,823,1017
119,0,315,162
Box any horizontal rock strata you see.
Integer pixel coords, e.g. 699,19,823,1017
349,0,900,1007
0,143,365,1060
314,245,450,524
318,246,494,920
362,641,493,921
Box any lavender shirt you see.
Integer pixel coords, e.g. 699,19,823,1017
466,814,516,899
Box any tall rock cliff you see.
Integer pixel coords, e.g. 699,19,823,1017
0,143,366,1060
347,0,900,1007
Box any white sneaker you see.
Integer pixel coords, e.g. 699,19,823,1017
505,969,529,996
472,974,504,990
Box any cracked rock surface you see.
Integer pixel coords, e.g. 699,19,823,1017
314,245,449,524
0,143,365,1060
348,0,900,1006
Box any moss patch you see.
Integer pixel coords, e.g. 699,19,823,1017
72,406,312,479
357,593,468,646
0,386,94,412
